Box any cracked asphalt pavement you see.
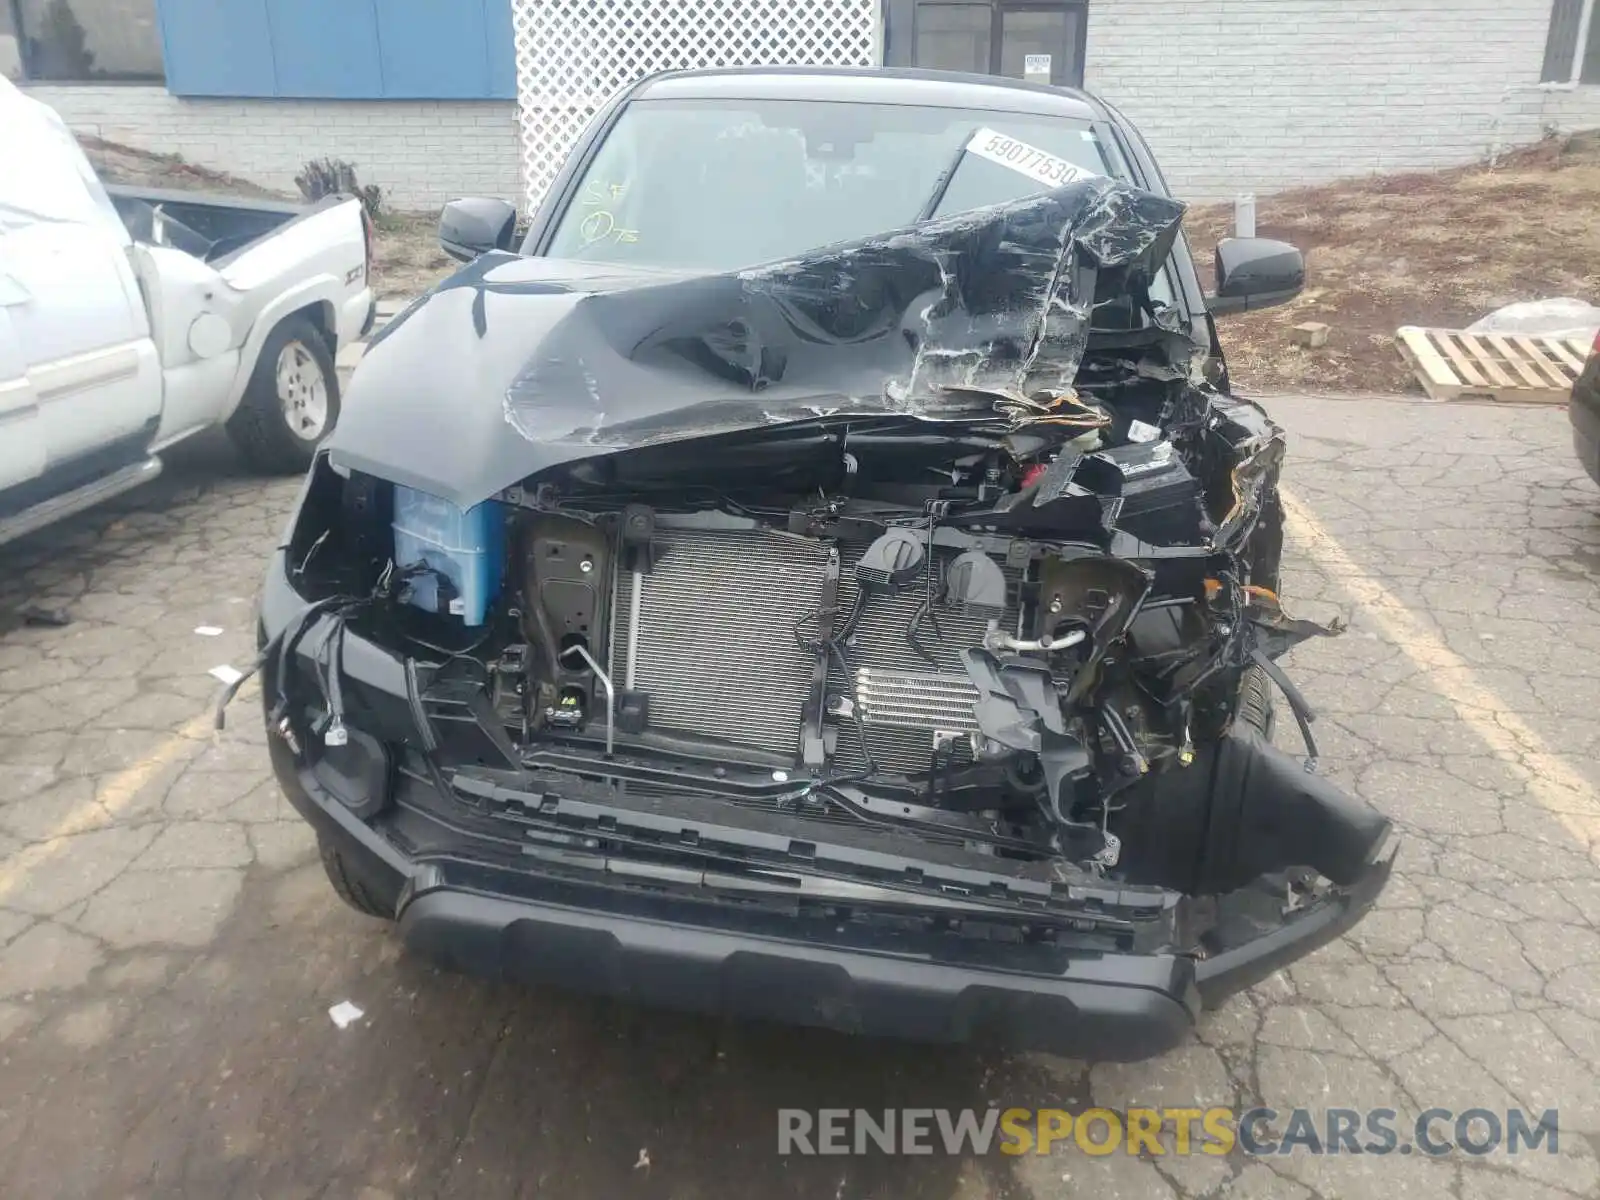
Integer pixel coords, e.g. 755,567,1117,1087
2,398,1599,1199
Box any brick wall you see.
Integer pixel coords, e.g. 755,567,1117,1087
22,85,523,212
1084,0,1600,201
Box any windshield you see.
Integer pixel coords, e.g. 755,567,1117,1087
546,97,1127,272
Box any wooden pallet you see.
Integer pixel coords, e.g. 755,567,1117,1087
1396,326,1591,404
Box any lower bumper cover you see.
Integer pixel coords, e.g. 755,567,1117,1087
268,725,1390,1060
400,882,1194,1059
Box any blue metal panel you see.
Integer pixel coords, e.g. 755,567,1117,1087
485,0,518,100
155,0,516,99
269,0,383,98
378,0,505,99
158,0,277,97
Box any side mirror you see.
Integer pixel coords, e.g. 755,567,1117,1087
1207,237,1305,315
438,197,518,263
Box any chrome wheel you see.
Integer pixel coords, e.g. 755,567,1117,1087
276,340,329,441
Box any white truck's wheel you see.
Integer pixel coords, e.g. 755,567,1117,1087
228,315,341,474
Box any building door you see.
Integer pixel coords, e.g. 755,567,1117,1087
899,1,1087,88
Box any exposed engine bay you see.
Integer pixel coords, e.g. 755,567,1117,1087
257,169,1392,972
489,382,1305,878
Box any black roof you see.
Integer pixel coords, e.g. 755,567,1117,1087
635,66,1107,121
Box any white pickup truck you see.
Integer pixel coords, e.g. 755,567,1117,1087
0,80,375,546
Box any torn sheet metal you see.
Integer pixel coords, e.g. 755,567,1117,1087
1247,588,1347,659
328,176,1186,510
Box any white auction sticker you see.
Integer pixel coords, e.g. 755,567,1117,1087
966,128,1100,190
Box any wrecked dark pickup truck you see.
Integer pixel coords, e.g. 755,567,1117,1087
239,68,1393,1060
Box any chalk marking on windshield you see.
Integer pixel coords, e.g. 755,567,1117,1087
579,181,638,246
582,181,629,206
965,127,1102,190
580,210,616,244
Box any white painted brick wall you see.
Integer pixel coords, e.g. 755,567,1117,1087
21,85,523,212
1085,0,1600,200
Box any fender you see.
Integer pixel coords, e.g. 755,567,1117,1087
218,195,369,422
219,273,343,422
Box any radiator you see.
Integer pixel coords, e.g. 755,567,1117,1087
613,529,828,756
613,527,1020,773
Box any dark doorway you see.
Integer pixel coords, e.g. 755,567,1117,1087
891,1,1088,88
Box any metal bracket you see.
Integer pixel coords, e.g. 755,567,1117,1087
800,547,841,768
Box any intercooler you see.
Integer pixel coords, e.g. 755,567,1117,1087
612,528,1021,774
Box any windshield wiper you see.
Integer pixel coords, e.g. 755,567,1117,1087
915,126,982,222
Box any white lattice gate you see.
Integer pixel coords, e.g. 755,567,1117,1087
511,0,882,212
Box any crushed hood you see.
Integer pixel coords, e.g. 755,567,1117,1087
328,175,1187,509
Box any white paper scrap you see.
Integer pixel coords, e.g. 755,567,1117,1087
194,625,224,637
208,665,244,686
328,1000,365,1029
1127,419,1162,443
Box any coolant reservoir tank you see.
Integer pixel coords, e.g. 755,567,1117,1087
391,486,505,625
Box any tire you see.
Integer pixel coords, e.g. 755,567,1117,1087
1238,662,1275,737
318,839,395,920
227,315,340,474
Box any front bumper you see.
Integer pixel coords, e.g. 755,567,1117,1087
259,549,1391,1059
